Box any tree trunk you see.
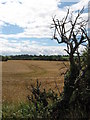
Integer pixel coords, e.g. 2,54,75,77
64,53,79,102
69,53,75,74
69,53,79,78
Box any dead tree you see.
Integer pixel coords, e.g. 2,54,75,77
51,8,88,102
52,8,87,76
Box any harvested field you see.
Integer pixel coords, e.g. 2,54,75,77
2,60,69,103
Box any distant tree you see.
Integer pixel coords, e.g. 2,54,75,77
2,56,8,61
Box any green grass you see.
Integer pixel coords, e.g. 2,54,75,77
2,102,36,119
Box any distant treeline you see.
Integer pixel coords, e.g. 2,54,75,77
0,55,69,61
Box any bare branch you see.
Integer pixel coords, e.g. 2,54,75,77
64,49,70,54
51,7,87,59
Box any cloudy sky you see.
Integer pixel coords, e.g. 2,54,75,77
0,0,89,55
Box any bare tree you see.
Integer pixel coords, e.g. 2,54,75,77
51,8,88,101
51,8,87,77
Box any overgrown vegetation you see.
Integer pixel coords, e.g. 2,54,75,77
2,8,90,119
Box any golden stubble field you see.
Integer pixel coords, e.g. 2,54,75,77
2,60,69,104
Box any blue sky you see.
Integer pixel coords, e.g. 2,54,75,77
1,23,24,35
0,0,89,55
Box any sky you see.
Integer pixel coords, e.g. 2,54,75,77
0,0,89,55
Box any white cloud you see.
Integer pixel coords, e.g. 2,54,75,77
0,38,86,55
0,0,88,55
0,0,60,38
70,0,88,11
0,38,68,55
0,0,88,39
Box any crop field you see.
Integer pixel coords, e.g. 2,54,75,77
2,60,69,104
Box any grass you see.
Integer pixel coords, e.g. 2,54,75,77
2,102,36,119
2,60,69,104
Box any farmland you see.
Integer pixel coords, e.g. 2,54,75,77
2,60,69,104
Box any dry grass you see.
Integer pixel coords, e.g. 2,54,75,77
2,60,69,104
